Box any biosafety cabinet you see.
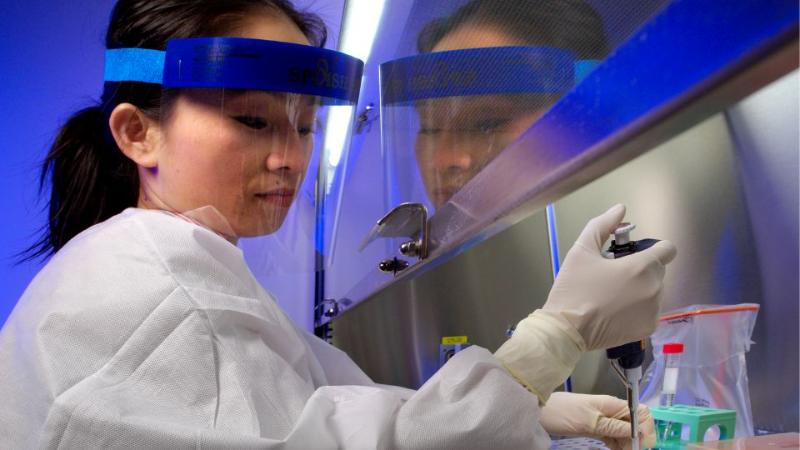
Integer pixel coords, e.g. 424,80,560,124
247,0,799,435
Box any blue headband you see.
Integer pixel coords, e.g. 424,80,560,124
104,37,364,104
380,47,597,105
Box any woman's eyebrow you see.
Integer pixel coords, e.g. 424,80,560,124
221,90,290,105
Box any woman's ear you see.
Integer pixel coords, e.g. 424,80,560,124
109,103,161,168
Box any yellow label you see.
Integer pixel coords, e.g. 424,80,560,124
441,336,468,345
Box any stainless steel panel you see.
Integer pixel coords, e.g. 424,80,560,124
332,210,554,388
725,71,799,434
554,72,799,433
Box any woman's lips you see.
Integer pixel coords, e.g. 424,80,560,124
255,189,296,208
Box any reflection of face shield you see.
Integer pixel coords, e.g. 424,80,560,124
104,38,362,242
379,47,582,210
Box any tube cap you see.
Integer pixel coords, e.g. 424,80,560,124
663,342,684,354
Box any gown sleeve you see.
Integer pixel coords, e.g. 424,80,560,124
27,293,550,449
297,330,553,449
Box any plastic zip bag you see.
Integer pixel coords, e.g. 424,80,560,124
640,304,759,438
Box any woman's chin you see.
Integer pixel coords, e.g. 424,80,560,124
235,217,285,237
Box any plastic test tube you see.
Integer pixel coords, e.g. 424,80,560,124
661,342,684,407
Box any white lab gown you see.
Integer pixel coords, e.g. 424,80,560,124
0,208,550,449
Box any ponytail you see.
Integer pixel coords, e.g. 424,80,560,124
23,105,139,260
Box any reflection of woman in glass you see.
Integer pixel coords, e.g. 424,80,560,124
415,0,609,208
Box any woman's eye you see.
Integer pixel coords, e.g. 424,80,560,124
474,119,510,134
418,127,442,135
297,125,314,136
233,115,270,130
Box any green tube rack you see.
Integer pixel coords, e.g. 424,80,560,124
650,405,736,449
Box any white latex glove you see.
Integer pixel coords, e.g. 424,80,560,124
542,204,677,351
540,392,656,450
495,205,676,402
495,308,585,402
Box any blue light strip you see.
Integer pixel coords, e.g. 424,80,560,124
545,204,561,280
545,202,571,393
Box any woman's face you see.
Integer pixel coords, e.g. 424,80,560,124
142,13,316,237
416,23,551,209
415,94,547,208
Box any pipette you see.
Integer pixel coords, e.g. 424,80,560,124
606,223,660,450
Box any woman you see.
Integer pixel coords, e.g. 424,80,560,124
0,0,676,448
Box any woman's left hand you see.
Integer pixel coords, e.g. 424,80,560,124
540,392,656,450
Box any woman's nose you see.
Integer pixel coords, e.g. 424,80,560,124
432,135,473,173
265,132,309,173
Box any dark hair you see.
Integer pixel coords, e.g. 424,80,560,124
24,0,326,260
417,0,608,59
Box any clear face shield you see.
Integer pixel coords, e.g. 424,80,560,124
104,38,362,275
154,88,319,237
379,47,582,211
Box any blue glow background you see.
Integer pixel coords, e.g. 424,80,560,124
0,1,113,326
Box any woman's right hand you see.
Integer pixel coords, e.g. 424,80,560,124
542,204,677,351
494,204,676,401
